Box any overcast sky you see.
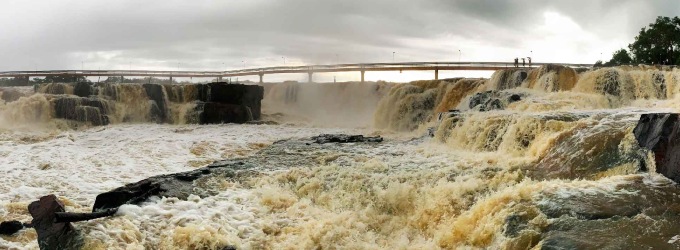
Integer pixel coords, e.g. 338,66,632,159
0,0,677,82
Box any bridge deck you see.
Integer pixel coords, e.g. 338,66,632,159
0,62,592,78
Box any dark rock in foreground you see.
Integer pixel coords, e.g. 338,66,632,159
93,161,255,211
634,113,680,182
311,134,384,144
0,221,27,235
29,195,82,250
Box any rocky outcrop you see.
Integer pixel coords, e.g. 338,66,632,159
34,82,264,125
468,90,523,111
93,161,255,211
634,113,680,182
202,83,264,120
311,134,384,144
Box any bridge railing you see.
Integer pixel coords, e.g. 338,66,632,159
0,62,594,78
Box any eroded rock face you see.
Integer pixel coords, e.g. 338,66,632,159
142,83,171,123
634,113,680,182
195,102,253,124
52,96,111,126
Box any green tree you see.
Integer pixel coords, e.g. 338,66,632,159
628,16,680,65
605,49,634,66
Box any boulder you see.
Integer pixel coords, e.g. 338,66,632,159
28,195,81,250
634,113,680,182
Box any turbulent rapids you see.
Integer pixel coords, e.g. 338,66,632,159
2,64,680,249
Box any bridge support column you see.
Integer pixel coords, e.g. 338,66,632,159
259,73,264,84
361,71,365,83
435,69,439,80
308,72,313,83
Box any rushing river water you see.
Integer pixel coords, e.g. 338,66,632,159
1,65,680,249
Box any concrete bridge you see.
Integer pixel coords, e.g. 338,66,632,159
0,62,593,83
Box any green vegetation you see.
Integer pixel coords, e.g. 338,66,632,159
602,16,680,66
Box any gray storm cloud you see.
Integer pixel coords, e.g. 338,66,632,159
0,0,676,72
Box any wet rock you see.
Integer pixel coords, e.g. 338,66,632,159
142,83,170,123
202,83,264,120
0,221,26,235
93,161,255,211
195,102,254,124
311,134,383,144
634,113,680,182
468,90,523,111
73,82,94,97
28,195,82,250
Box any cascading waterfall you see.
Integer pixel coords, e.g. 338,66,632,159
4,65,680,249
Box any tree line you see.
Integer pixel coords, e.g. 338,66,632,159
0,76,216,87
597,16,680,67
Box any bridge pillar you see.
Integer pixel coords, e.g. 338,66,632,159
361,71,365,83
435,69,439,80
259,73,264,84
308,72,313,83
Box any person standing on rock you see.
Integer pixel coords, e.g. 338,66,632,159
514,58,519,67
528,57,532,67
522,58,526,67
